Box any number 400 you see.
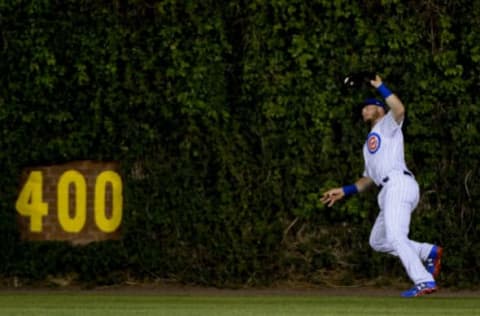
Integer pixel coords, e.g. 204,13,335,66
16,170,123,234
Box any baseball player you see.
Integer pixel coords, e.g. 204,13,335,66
320,74,443,297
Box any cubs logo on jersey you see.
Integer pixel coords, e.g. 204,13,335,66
367,132,381,154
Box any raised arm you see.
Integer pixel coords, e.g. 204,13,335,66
370,75,405,124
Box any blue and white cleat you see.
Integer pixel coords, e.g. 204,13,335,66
426,246,443,278
401,281,437,298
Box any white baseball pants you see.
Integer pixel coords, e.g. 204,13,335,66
369,172,434,284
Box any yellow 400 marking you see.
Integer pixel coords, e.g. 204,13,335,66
16,170,123,233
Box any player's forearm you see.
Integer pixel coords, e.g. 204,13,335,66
384,93,405,121
354,177,375,193
371,75,405,122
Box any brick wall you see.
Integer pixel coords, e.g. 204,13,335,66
16,160,122,245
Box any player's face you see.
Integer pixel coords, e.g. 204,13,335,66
362,105,384,124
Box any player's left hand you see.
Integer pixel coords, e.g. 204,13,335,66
320,188,345,207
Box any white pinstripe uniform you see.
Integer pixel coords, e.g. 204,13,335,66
363,110,435,285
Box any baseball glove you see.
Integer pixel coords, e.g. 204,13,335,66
343,71,376,89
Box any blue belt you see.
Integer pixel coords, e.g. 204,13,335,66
379,171,412,190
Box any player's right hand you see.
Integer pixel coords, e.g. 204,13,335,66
320,188,345,207
370,74,383,88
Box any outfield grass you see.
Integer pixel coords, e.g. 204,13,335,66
0,293,478,316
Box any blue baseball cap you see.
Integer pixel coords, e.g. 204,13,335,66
361,98,387,111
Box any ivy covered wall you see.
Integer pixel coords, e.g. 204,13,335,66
0,0,479,288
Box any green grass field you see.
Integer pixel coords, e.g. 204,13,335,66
0,293,479,316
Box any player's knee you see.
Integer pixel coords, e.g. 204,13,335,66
369,241,380,252
369,234,382,252
386,234,407,251
369,231,403,253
